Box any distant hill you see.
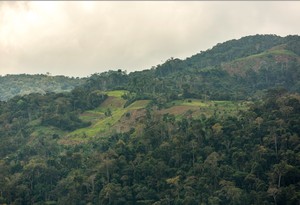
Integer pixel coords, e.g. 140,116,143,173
83,34,300,103
155,34,299,75
0,74,85,101
1,34,299,102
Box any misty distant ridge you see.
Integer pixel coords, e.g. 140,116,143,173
0,74,86,101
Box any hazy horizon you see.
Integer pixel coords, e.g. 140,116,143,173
1,1,300,77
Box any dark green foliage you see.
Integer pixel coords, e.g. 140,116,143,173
2,35,300,104
185,34,283,68
0,88,107,132
0,89,300,204
84,70,128,91
71,35,300,104
0,91,299,204
285,35,300,55
41,112,91,131
0,34,300,204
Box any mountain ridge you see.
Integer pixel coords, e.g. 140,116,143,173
1,34,299,101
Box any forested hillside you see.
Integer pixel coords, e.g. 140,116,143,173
83,34,300,104
0,34,299,205
0,74,85,101
2,35,300,102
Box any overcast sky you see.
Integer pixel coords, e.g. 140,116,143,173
0,1,300,77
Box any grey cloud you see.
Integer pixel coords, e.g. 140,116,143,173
0,1,299,77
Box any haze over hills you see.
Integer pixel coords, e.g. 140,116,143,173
0,74,86,101
0,34,299,204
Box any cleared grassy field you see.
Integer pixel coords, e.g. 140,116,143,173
64,91,150,142
164,99,248,119
106,90,128,97
170,99,208,107
233,49,297,63
62,90,248,144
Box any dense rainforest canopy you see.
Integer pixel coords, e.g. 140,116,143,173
0,34,299,205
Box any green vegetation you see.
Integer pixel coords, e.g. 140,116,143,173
106,90,128,98
69,107,127,140
0,34,299,205
65,91,150,142
234,48,298,62
169,99,208,107
0,74,85,101
65,93,243,143
162,99,247,120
